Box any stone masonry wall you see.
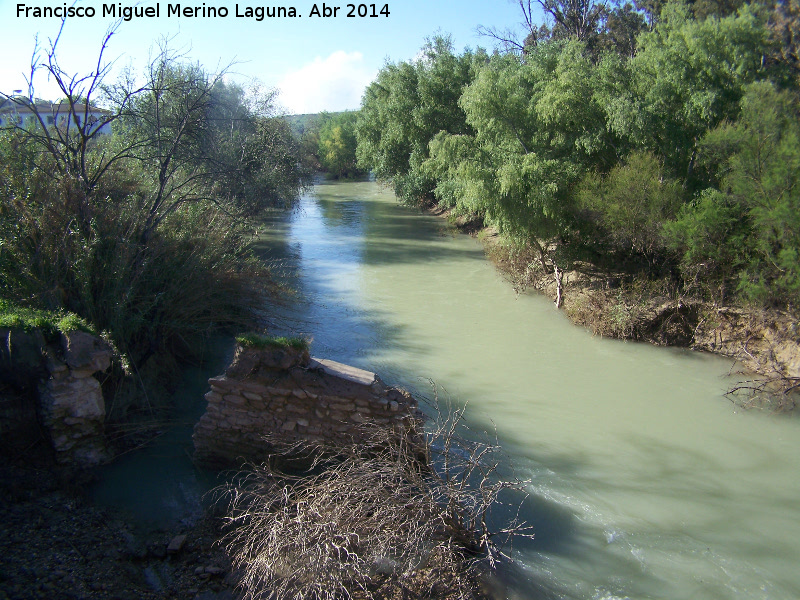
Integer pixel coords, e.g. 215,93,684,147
193,344,420,467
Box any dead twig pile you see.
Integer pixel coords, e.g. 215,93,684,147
217,403,531,600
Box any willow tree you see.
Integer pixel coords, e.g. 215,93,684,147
356,36,483,205
425,40,615,304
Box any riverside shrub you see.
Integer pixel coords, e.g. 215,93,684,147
0,133,269,364
0,47,306,372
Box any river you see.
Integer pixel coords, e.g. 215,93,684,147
252,180,800,600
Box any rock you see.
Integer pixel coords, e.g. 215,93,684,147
387,388,405,402
44,352,68,374
308,358,379,387
194,349,421,468
61,331,112,373
167,534,187,554
37,373,107,466
0,327,115,467
225,344,310,379
121,531,148,560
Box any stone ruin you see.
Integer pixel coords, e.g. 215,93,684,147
193,343,420,468
1,329,421,470
0,328,111,466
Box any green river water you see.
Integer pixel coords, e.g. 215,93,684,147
93,180,800,600
256,180,800,600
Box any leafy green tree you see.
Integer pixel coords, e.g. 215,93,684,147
356,61,419,183
427,40,615,244
706,82,800,305
665,82,800,307
422,38,625,302
318,112,365,179
606,1,769,184
203,81,307,214
291,112,328,172
664,188,750,300
356,36,481,204
577,151,683,264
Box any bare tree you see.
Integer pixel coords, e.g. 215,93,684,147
1,23,226,238
726,371,800,413
121,45,231,241
0,21,147,231
477,0,541,53
539,0,607,41
1,22,296,244
477,0,609,53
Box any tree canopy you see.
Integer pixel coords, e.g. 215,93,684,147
355,0,800,311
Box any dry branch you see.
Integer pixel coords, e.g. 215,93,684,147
725,371,800,413
216,403,532,600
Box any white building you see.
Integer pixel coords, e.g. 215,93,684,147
0,96,112,135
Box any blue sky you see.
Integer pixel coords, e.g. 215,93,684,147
0,0,541,113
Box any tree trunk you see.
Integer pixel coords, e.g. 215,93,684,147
553,261,564,308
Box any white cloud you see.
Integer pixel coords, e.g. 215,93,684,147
277,51,376,115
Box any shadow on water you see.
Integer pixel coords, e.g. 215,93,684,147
314,189,486,267
482,483,672,600
89,336,235,532
251,193,438,367
262,291,427,369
